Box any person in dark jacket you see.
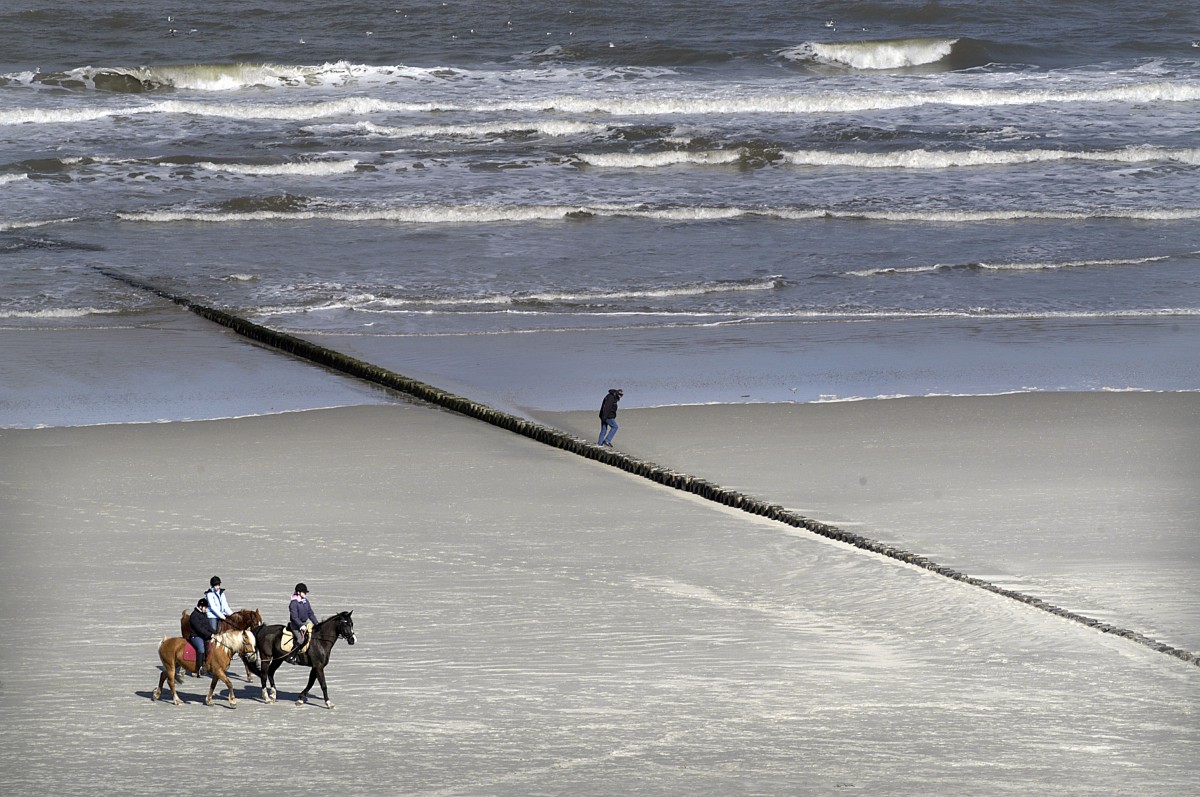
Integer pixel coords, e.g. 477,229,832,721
189,597,214,677
287,583,319,663
598,388,623,447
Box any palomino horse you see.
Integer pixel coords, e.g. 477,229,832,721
250,611,355,709
153,628,258,707
179,608,263,678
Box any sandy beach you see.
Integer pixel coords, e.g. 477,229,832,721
2,396,1197,795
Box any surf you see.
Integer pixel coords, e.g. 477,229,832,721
779,37,993,71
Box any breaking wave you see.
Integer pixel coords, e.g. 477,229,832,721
115,204,1200,225
780,37,990,71
847,255,1173,277
782,146,1200,169
197,160,360,176
306,120,612,139
5,82,1199,126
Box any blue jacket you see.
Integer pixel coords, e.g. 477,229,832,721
205,587,231,621
289,594,318,630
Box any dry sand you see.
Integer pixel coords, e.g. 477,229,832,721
1,399,1198,795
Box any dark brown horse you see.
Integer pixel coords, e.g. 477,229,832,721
179,608,263,679
153,628,258,707
249,611,355,709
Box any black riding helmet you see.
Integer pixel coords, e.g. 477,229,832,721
210,575,221,587
197,597,209,608
295,583,308,594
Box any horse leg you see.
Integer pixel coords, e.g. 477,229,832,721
154,670,166,702
266,658,283,703
314,666,334,710
216,667,237,707
296,668,318,706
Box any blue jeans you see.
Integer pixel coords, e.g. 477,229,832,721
598,418,618,445
190,637,207,671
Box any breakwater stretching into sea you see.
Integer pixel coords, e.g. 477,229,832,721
98,266,1198,668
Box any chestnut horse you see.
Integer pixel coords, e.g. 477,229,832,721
179,608,263,679
153,628,258,707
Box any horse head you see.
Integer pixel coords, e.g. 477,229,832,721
336,611,356,646
240,629,260,662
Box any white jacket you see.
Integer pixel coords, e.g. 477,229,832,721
205,586,231,621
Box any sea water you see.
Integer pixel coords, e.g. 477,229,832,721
1,1,1198,413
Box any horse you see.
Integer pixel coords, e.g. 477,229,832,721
249,611,355,709
153,627,258,707
179,608,264,679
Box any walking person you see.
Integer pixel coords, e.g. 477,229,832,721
189,597,214,677
205,576,231,632
287,583,319,663
598,388,623,447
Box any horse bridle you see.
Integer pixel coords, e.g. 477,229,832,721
212,631,259,663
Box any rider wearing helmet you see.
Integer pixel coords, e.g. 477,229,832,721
189,597,214,677
204,575,231,632
287,583,318,663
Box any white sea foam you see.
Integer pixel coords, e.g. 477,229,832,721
308,120,612,139
0,307,122,319
115,204,1200,225
780,38,959,70
197,160,359,176
575,150,745,168
0,217,76,231
0,174,29,185
782,146,1200,169
6,82,1198,127
848,255,1173,276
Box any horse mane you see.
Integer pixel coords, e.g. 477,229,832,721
213,628,254,652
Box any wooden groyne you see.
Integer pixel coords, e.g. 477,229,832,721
98,267,1198,667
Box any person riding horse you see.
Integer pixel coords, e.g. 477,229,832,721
188,597,213,676
204,575,231,632
287,583,318,663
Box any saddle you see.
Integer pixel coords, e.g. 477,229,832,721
281,622,314,656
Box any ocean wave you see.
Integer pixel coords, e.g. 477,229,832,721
306,120,614,139
573,150,746,168
253,277,783,317
847,255,1173,277
5,81,1199,126
0,174,29,185
4,61,676,94
197,160,360,176
0,307,123,319
780,38,967,71
115,203,1200,225
0,217,78,231
782,145,1200,169
10,62,468,93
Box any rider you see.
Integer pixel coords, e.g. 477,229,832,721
189,597,214,677
287,583,318,664
204,575,231,632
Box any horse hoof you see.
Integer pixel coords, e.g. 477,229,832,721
173,697,181,706
205,696,213,706
152,688,161,700
326,701,335,710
